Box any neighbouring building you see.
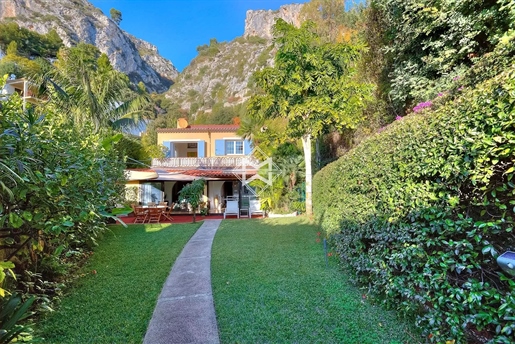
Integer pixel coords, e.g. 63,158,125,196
126,118,260,213
0,77,42,109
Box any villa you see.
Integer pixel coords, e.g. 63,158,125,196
126,118,260,214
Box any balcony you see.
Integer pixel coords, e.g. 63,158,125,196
151,156,260,169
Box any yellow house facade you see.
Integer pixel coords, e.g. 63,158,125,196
158,123,252,158
126,119,258,214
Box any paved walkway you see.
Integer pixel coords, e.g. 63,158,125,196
143,220,222,344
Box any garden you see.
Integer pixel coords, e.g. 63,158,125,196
33,218,418,343
1,0,515,342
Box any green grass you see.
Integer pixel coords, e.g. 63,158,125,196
211,217,421,343
37,223,201,344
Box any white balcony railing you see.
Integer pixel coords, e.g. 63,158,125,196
151,156,260,169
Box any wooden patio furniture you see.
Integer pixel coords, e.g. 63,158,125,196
161,207,174,222
134,207,148,224
147,207,162,223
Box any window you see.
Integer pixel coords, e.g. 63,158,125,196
225,140,244,155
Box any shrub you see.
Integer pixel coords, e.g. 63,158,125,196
196,38,223,58
245,36,268,45
0,22,63,58
0,81,126,302
313,67,515,343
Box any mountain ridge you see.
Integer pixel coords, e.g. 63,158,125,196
164,4,304,115
0,0,178,93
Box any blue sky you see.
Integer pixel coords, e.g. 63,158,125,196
90,0,309,71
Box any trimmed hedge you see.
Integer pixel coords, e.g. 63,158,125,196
314,68,515,343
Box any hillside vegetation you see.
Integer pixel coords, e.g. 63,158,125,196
164,36,273,116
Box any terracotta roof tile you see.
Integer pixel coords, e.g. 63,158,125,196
157,124,239,133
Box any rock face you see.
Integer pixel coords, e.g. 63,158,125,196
244,4,303,39
165,37,275,114
166,3,304,115
0,0,178,93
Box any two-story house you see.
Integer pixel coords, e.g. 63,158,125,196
126,119,258,213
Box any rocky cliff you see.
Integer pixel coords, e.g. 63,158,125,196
0,0,178,93
164,4,303,115
244,4,303,39
164,37,274,114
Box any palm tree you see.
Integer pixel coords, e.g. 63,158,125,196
276,154,305,192
39,43,152,133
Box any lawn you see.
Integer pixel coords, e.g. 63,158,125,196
211,217,420,343
37,222,201,344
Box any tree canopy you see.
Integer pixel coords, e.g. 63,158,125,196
249,19,371,139
300,0,364,42
110,8,122,25
42,43,152,132
248,19,372,215
0,21,63,58
178,179,206,223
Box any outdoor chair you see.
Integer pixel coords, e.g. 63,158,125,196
158,201,168,206
224,200,239,219
147,207,162,223
249,199,265,218
134,207,148,223
161,206,174,222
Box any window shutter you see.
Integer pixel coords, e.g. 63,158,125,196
162,141,175,158
198,140,206,157
243,140,252,155
163,141,172,158
215,140,225,156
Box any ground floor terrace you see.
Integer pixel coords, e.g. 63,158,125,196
126,161,260,215
118,213,264,225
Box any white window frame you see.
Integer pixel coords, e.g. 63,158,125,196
225,140,244,155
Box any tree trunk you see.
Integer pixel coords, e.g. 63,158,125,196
301,134,313,217
315,137,321,170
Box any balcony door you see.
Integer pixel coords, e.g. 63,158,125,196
163,141,205,158
140,182,163,205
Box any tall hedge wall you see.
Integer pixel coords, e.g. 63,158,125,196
314,68,515,343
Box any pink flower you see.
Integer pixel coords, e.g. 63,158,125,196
395,115,403,120
413,101,433,113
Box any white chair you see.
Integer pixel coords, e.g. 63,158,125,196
224,200,239,219
249,199,265,218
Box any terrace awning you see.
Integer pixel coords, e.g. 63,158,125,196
126,167,257,182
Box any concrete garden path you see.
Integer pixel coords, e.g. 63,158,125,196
143,219,222,344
